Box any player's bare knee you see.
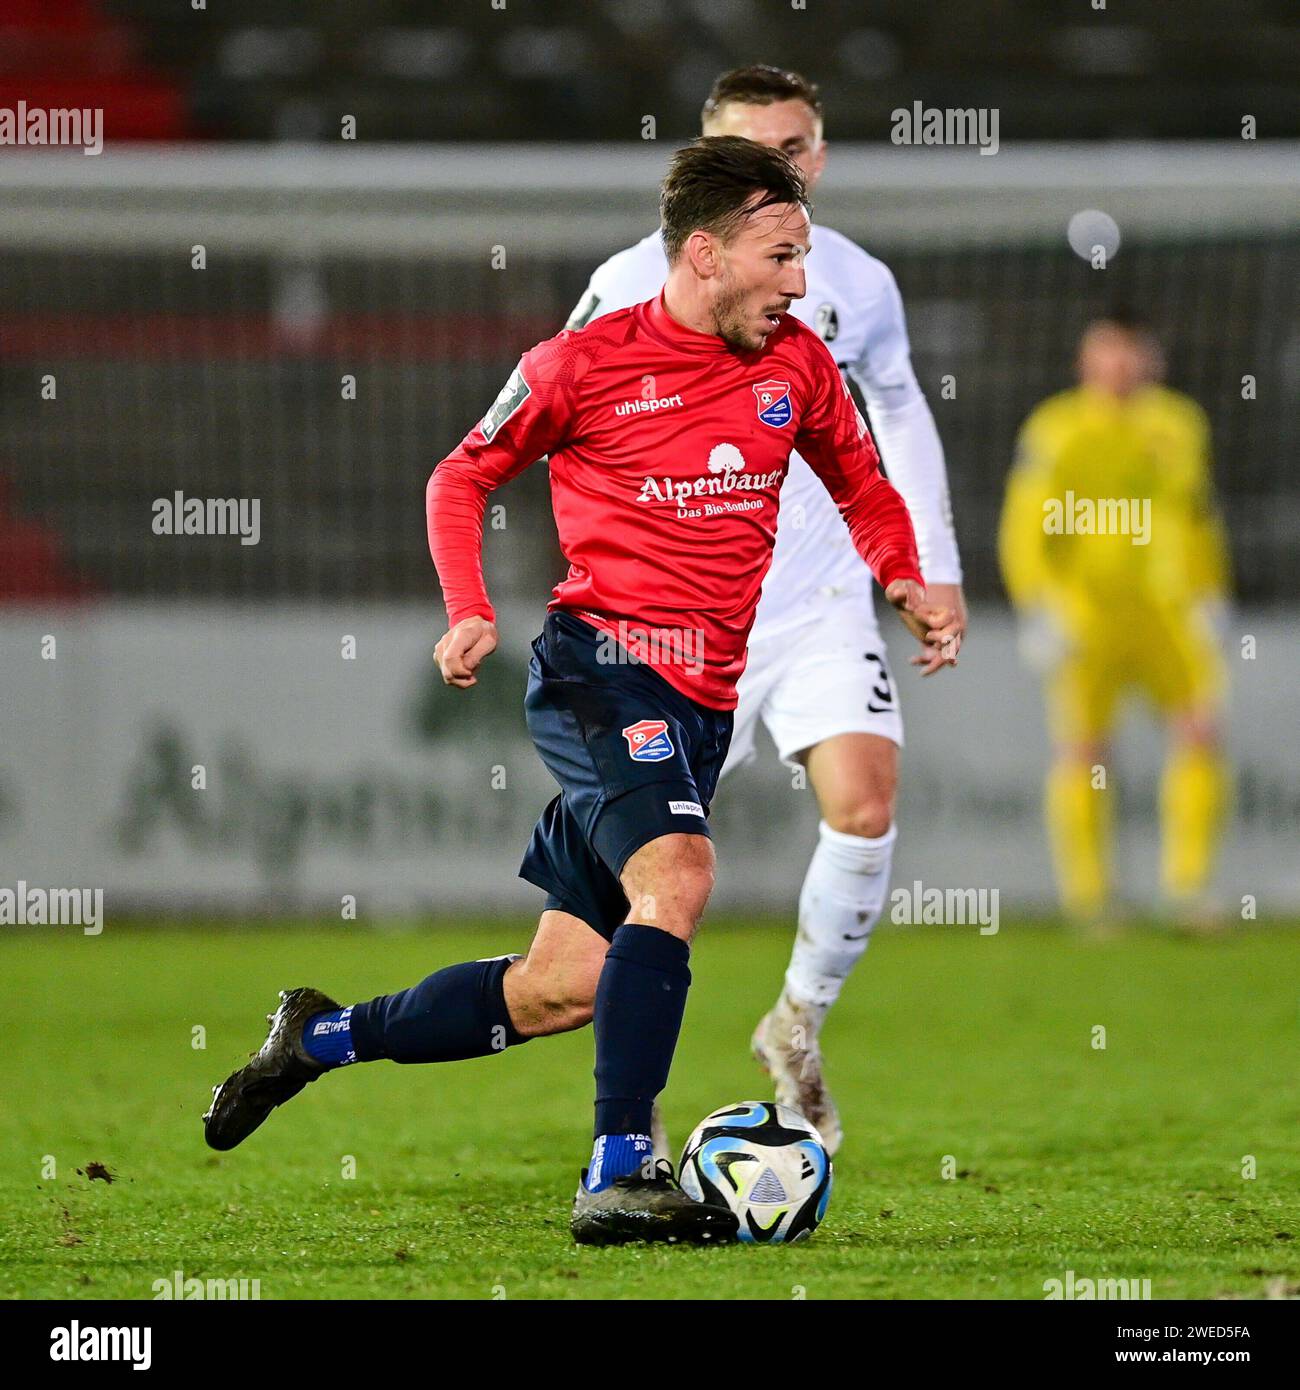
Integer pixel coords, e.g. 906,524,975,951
674,841,716,903
808,734,898,839
621,833,715,936
825,796,894,840
622,832,713,888
1171,709,1220,749
625,873,713,934
673,859,716,920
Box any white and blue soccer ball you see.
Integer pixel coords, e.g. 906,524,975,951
679,1101,832,1243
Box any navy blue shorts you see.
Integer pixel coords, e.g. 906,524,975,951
518,611,733,940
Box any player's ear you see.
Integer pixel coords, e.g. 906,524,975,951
685,229,719,279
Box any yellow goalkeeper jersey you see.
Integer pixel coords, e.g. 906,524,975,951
999,384,1230,619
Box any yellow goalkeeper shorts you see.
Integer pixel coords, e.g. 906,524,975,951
1047,604,1225,743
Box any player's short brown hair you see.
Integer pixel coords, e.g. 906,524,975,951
659,135,810,264
701,65,823,128
1091,304,1155,339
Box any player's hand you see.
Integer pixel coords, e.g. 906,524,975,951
435,616,498,688
911,582,966,676
885,578,959,677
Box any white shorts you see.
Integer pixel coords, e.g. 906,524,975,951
724,588,904,775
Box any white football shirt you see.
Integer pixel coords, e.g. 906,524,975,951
567,224,962,641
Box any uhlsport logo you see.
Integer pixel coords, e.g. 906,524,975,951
614,391,684,418
621,719,674,762
752,379,792,427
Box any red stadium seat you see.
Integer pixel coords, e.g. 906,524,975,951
0,475,94,601
0,0,189,141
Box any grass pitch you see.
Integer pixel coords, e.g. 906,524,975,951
3,918,1297,1300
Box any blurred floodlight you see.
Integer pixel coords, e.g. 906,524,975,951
1068,208,1122,262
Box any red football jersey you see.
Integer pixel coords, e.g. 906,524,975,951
427,291,922,709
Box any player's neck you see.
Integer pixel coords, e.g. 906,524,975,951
661,273,720,340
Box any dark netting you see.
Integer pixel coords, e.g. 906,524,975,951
1,233,1296,602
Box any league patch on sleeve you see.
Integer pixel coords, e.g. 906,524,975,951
621,719,674,762
480,365,531,442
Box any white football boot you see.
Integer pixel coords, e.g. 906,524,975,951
751,990,843,1155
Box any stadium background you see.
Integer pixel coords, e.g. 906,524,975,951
1,0,1298,915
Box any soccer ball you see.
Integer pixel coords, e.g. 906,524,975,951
679,1101,832,1244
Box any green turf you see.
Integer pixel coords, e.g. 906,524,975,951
2,919,1297,1300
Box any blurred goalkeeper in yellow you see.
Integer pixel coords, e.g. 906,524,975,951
999,311,1231,919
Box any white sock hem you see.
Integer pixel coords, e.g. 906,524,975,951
816,819,898,874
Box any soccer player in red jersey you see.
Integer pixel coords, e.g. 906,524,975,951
204,137,956,1245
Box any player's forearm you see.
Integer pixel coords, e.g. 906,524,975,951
868,396,963,585
841,472,924,591
426,461,495,626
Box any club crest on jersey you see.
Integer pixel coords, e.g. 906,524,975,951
752,379,792,428
621,719,674,762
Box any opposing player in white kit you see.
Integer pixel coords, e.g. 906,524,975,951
566,66,966,1154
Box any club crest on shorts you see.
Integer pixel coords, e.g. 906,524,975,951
752,379,792,428
621,719,674,762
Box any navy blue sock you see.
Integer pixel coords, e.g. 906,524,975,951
348,955,526,1063
302,1005,358,1068
592,923,691,1138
